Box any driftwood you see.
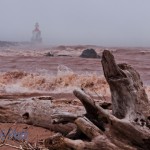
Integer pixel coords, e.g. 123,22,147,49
0,50,150,149
0,97,82,135
47,50,150,150
101,50,150,122
63,89,150,149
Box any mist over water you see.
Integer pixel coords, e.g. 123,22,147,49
0,0,150,46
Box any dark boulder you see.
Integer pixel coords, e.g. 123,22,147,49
80,48,100,58
45,52,54,57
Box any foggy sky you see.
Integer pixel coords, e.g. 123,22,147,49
0,0,150,46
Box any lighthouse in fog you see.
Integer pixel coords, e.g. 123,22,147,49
31,23,42,44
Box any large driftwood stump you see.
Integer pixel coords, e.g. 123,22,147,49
101,50,150,122
52,50,150,150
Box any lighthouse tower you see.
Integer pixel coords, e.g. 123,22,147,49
31,23,42,44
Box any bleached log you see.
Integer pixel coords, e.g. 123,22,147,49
0,97,79,135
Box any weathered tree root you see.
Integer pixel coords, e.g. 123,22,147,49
46,50,150,150
68,89,150,149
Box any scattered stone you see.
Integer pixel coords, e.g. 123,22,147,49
38,96,53,100
80,48,100,58
45,52,54,57
57,54,72,57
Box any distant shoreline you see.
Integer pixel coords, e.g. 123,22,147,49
1,41,150,49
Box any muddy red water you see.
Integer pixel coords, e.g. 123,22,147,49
0,46,150,84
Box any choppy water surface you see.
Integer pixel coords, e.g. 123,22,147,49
0,46,150,99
